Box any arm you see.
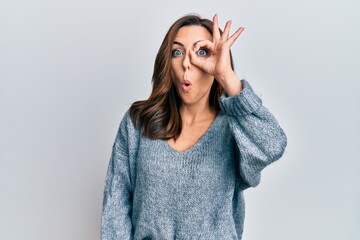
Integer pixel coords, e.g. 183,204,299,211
220,80,287,188
101,112,134,240
190,15,286,187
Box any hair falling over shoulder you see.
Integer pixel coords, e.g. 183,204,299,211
129,14,234,140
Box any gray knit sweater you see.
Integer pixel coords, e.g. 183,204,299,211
101,80,287,240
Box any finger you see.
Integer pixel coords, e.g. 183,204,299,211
212,14,221,42
221,20,232,41
189,49,205,69
227,27,244,47
193,39,213,52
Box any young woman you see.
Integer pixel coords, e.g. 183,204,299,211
101,14,287,240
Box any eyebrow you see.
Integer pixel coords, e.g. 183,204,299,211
173,40,203,47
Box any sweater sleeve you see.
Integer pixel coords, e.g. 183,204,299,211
101,112,136,240
220,79,287,188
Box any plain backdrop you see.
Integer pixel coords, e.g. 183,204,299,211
1,0,359,239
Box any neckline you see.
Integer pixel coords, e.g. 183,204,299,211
163,111,222,155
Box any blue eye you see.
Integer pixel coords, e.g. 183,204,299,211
197,49,208,56
172,49,183,57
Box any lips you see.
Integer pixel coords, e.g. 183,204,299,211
180,80,192,91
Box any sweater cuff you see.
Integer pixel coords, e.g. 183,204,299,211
220,79,262,116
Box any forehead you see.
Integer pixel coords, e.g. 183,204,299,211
174,25,212,45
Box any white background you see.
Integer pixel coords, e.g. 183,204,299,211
1,0,359,239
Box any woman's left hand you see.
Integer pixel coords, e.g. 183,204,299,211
190,14,245,95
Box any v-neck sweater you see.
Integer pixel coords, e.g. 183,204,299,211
101,80,287,240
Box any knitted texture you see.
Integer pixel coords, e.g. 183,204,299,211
101,80,287,240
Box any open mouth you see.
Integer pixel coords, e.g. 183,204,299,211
181,80,192,91
181,80,192,86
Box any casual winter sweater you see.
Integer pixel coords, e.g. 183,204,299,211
101,80,287,240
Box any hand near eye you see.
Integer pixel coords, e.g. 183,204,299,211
190,14,245,96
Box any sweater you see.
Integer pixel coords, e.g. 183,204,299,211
101,80,287,240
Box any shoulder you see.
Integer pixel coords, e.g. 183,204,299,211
115,110,141,148
119,110,135,131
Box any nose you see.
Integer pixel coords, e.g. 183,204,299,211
182,51,191,70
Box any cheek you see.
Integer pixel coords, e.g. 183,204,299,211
170,72,179,87
197,71,214,85
170,64,182,81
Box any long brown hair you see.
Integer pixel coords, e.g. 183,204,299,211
129,14,235,140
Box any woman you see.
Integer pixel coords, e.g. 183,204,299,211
101,14,287,240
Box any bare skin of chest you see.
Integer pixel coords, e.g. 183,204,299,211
167,117,215,152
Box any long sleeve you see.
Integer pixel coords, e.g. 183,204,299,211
101,112,137,240
220,80,287,188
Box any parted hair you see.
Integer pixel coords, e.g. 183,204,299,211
129,14,235,140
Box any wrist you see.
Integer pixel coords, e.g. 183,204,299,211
215,71,243,96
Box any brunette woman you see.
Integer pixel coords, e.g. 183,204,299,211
101,14,287,240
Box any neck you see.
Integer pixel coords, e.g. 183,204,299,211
180,103,216,125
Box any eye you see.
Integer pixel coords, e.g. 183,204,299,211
197,48,208,56
171,49,183,57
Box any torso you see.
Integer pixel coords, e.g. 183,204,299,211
133,111,245,239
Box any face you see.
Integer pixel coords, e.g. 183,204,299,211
170,25,214,107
